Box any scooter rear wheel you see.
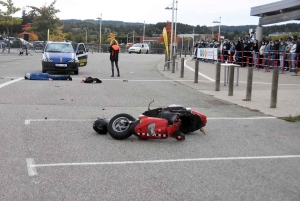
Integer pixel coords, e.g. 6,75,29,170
108,113,136,140
93,119,108,135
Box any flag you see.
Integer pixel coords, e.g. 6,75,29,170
162,27,169,60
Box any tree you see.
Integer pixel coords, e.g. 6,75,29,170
50,26,66,41
27,0,60,40
18,23,39,41
21,8,34,25
107,32,117,43
0,0,22,52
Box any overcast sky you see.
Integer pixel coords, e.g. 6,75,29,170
7,0,298,26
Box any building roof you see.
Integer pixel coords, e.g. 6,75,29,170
250,0,300,25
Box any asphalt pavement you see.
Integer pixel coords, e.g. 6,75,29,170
0,50,300,200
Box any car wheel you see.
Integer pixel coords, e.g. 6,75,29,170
139,50,141,54
146,50,149,54
74,70,78,75
108,113,136,140
129,52,131,54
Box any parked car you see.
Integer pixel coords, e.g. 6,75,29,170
42,41,88,75
126,43,133,47
128,43,149,54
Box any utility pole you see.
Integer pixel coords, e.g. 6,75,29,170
133,30,134,44
170,0,175,59
100,14,102,52
174,0,178,54
143,21,145,43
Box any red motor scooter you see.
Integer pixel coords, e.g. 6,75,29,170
93,100,207,141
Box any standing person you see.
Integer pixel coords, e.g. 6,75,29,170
251,40,259,67
222,39,230,62
24,73,72,81
278,40,286,69
234,40,242,64
229,41,235,63
193,39,199,59
296,38,300,68
269,41,277,68
259,41,266,68
263,41,270,68
289,40,297,72
285,38,292,70
109,39,120,77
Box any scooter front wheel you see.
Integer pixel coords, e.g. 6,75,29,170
108,113,136,140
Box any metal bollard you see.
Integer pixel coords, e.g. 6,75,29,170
180,58,184,78
165,51,170,70
165,51,168,62
194,60,199,83
228,66,235,96
185,51,186,57
215,63,221,91
270,68,279,108
172,55,176,73
246,67,254,101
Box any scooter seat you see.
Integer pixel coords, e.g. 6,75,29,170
160,113,178,125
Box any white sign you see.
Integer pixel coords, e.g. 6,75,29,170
197,48,218,60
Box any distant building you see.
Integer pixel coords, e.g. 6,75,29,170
139,37,161,44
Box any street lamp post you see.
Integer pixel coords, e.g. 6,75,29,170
97,14,102,52
84,28,87,43
143,21,145,43
133,30,134,44
192,28,194,55
165,0,175,59
174,1,178,54
212,17,221,41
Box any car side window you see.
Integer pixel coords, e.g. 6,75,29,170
78,44,85,54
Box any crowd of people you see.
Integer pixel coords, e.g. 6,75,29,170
194,34,300,72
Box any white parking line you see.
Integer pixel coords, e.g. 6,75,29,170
26,158,37,176
24,116,277,125
184,59,215,82
26,155,300,176
24,119,95,125
207,117,276,120
0,77,23,89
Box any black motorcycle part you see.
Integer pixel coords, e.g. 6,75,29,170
179,114,203,134
93,118,109,134
130,120,140,137
108,113,136,140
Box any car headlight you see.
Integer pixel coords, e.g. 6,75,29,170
42,58,53,62
68,58,79,63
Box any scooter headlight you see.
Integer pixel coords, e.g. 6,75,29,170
148,123,155,136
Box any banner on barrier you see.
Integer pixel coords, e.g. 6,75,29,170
197,48,218,60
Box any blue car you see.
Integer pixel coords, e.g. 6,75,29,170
42,41,88,75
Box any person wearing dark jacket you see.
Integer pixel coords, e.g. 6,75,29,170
109,39,120,77
251,40,259,67
296,38,300,67
234,40,242,64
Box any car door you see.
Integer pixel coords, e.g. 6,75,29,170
75,43,88,66
141,44,146,53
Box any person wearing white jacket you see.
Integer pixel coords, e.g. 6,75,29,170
290,40,297,71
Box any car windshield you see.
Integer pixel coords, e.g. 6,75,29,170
46,43,74,53
132,44,141,47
